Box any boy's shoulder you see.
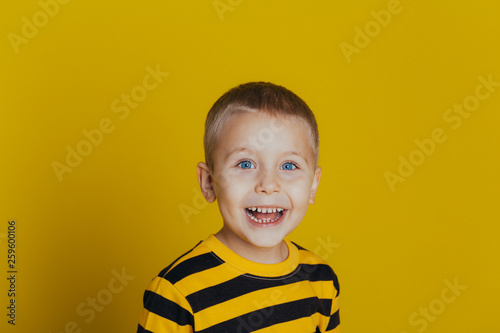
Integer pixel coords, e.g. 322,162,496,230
155,239,218,284
292,241,339,279
292,241,340,298
292,241,329,264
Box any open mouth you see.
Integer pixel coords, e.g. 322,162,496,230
245,207,286,224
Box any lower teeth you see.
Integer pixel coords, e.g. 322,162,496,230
246,209,283,223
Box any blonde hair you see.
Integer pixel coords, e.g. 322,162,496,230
203,82,319,170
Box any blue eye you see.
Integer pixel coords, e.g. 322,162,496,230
237,160,254,169
281,162,297,170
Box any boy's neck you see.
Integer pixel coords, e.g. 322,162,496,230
214,229,289,264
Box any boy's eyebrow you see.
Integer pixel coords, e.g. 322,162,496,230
225,148,310,163
279,151,309,163
224,147,256,160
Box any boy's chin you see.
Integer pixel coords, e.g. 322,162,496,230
245,233,286,249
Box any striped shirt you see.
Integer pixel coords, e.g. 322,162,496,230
137,234,340,332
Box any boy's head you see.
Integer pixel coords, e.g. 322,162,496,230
197,82,322,261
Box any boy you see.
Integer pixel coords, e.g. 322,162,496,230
137,82,340,332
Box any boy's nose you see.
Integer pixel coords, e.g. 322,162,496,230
255,170,280,195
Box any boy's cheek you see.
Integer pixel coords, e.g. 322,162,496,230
287,186,314,204
213,166,247,181
222,171,256,186
280,174,314,189
214,178,248,197
212,170,238,189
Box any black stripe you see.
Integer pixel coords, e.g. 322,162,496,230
326,309,340,331
300,264,336,282
162,252,224,285
186,263,333,313
143,290,194,327
136,324,153,333
157,241,202,277
197,297,330,333
298,263,339,297
318,298,332,314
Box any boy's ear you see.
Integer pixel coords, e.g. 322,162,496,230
197,162,216,203
309,166,322,204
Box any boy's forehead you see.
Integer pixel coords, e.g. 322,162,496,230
216,112,316,159
227,110,290,127
221,112,299,141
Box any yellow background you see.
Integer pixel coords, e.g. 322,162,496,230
1,0,499,332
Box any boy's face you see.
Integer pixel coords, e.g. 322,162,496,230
197,112,321,255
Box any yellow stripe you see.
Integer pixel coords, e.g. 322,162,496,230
298,248,329,265
174,261,242,295
140,310,192,333
331,295,340,314
253,316,320,332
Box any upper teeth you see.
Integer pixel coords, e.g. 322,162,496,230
250,207,283,213
246,207,285,224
